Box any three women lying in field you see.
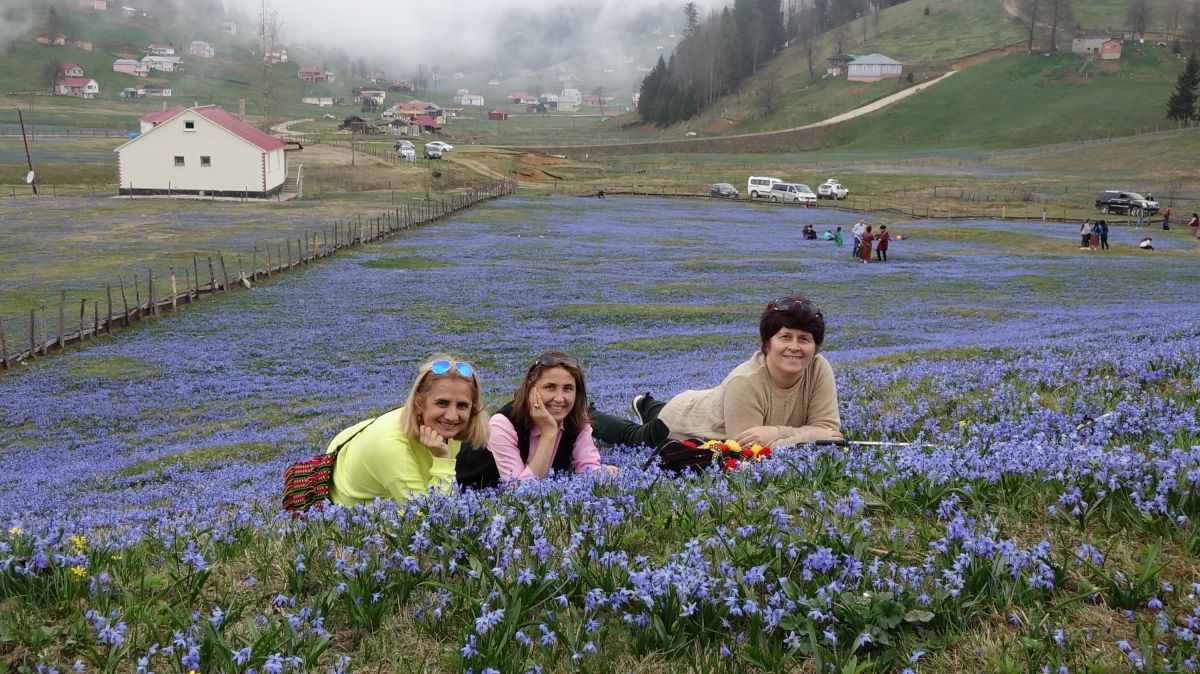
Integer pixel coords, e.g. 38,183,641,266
324,294,842,506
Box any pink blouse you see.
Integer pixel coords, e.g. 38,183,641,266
487,413,602,482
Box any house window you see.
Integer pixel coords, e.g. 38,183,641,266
184,120,195,130
200,156,211,167
174,156,185,166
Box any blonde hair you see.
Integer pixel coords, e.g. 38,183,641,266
399,352,490,449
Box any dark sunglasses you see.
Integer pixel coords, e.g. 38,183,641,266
770,296,823,318
430,359,474,378
532,353,579,369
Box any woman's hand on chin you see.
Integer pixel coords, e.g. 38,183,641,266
734,425,782,447
529,389,559,433
419,425,451,458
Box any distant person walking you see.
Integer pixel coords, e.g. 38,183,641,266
833,226,844,247
1139,237,1154,251
1089,220,1101,250
1136,206,1146,228
1161,207,1171,231
852,220,867,258
1187,212,1199,232
1099,220,1109,250
1080,220,1092,249
875,225,890,261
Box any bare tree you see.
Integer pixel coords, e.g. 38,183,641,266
758,69,781,114
1190,0,1200,43
835,24,847,54
1019,0,1043,51
593,86,606,116
44,58,60,94
1046,0,1072,52
1127,0,1152,36
254,0,284,128
804,40,816,77
1163,0,1184,38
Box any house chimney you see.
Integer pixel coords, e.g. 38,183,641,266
238,99,245,118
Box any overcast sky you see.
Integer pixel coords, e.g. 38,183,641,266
225,0,711,75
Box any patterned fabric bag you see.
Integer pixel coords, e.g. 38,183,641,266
281,417,377,514
644,437,773,474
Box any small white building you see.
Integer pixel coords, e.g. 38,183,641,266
57,77,99,98
146,43,175,56
113,59,150,77
220,20,237,36
117,105,288,198
142,55,183,72
59,63,84,77
302,92,334,107
189,41,215,58
846,53,903,82
454,93,484,106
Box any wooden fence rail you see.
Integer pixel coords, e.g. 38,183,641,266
0,177,517,371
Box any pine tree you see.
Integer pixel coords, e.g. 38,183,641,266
1165,52,1200,121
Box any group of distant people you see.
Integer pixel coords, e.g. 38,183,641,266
1082,212,1200,252
317,296,842,506
801,219,892,262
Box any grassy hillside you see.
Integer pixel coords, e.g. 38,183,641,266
830,48,1184,150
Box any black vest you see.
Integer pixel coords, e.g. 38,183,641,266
456,402,579,490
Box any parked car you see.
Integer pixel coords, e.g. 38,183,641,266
321,113,337,120
747,176,782,199
425,141,454,153
423,143,443,159
769,182,817,206
394,139,415,151
817,179,849,200
398,147,416,162
1095,190,1159,215
709,182,739,199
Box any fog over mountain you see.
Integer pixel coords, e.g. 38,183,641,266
226,0,709,75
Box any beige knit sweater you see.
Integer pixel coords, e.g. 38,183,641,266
656,351,841,448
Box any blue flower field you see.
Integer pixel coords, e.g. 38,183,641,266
1,196,1198,673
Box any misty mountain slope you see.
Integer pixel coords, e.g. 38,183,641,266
652,0,1154,141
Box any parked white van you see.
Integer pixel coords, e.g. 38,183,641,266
769,182,817,206
747,176,782,199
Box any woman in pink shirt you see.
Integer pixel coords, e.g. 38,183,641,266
457,350,617,488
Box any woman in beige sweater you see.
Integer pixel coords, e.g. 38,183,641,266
591,295,843,449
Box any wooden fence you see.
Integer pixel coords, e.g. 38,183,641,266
0,177,517,371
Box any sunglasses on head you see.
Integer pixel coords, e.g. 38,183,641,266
770,296,823,318
430,359,474,378
532,353,579,369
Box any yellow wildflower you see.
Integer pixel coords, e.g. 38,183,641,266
70,565,87,578
8,526,22,535
71,534,86,551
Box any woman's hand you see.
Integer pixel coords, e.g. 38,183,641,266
529,389,558,433
734,425,782,447
601,464,619,476
419,425,451,459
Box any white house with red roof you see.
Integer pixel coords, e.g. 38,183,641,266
59,63,84,77
116,105,289,198
113,58,150,77
57,77,99,98
189,41,215,58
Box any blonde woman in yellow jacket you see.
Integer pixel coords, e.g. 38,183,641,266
326,353,489,505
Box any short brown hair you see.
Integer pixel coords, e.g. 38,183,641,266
511,350,589,432
759,295,826,350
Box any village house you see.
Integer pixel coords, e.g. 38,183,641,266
454,93,484,106
538,93,559,110
146,43,175,56
263,47,287,64
141,55,183,72
846,53,903,82
359,89,386,105
825,53,856,77
116,105,288,198
77,0,107,10
487,109,509,121
1071,32,1123,59
297,66,327,82
141,86,172,98
36,34,70,46
559,88,582,112
220,20,237,36
57,77,99,98
189,41,215,58
509,92,537,105
59,63,84,77
301,92,334,107
75,40,93,51
113,59,150,77
390,78,414,92
368,70,387,83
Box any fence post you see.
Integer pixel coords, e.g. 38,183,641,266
29,308,36,359
106,283,114,333
265,242,272,277
0,319,8,368
148,269,157,317
218,253,231,291
40,303,48,355
57,289,66,348
93,301,99,338
170,268,178,309
118,277,130,326
78,298,86,343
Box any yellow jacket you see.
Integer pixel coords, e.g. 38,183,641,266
326,407,459,505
